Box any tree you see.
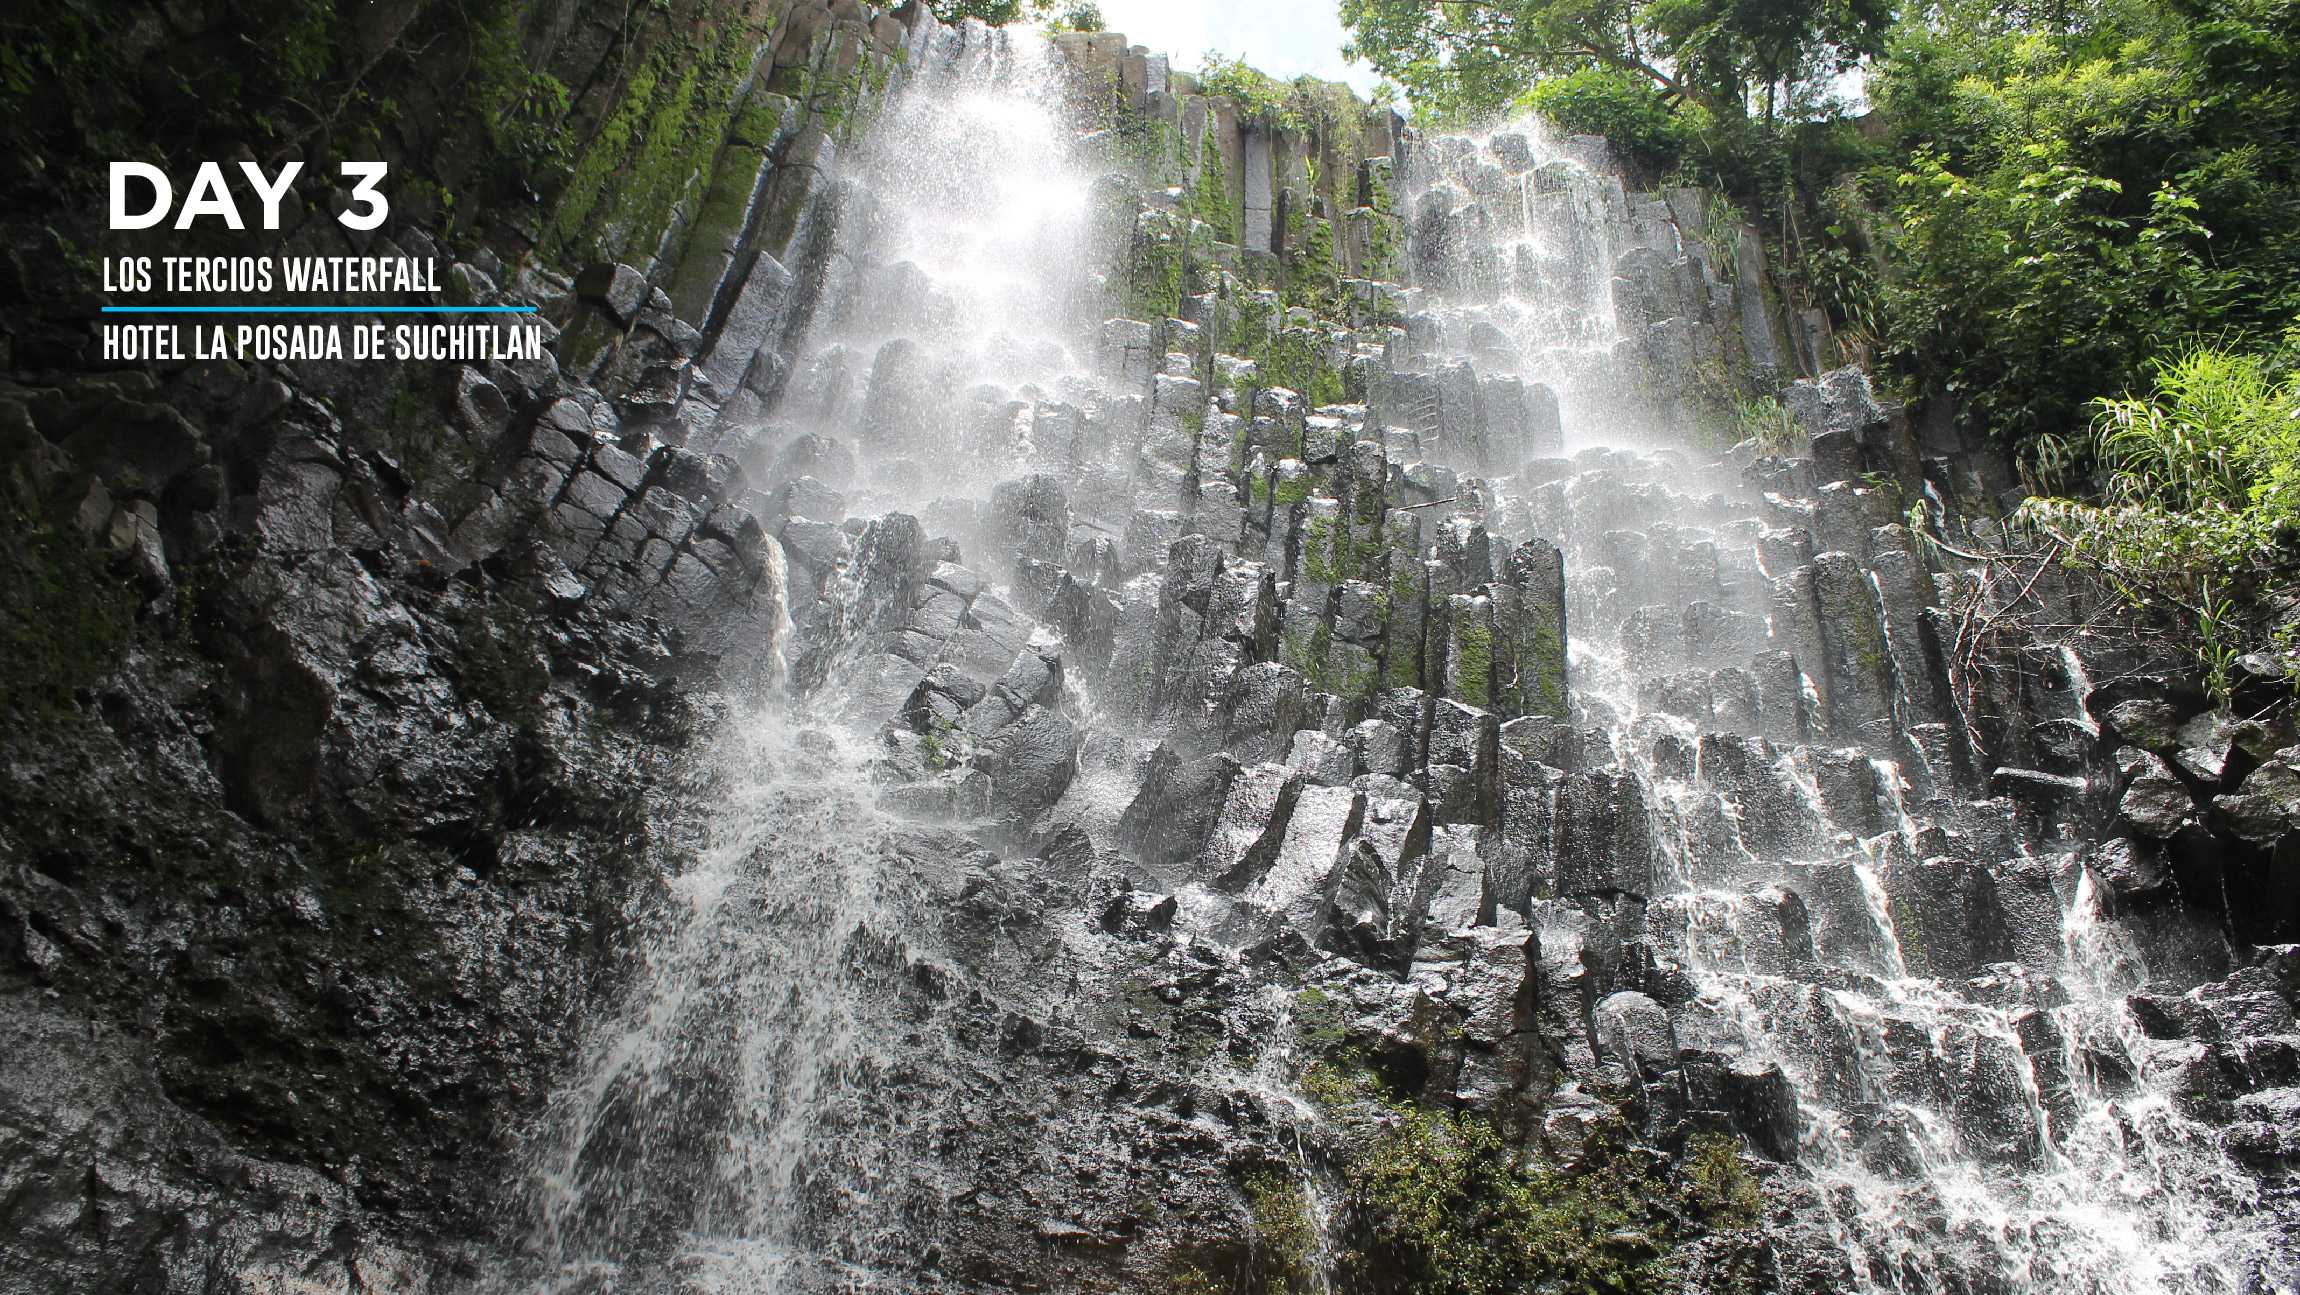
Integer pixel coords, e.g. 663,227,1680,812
1338,0,1891,123
1045,1,1105,32
927,0,1028,22
1869,0,2300,448
926,0,1102,28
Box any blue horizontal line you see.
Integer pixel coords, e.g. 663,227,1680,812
102,305,538,314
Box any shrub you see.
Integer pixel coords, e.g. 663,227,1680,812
1337,1110,1670,1295
1517,68,1686,177
1734,394,1803,455
2017,340,2300,697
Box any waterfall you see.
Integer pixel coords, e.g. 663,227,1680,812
480,22,2293,1295
1399,121,2293,1295
493,25,1114,1292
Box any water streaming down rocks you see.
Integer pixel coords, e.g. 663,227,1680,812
475,20,2300,1294
1395,124,2300,1294
10,0,2294,1287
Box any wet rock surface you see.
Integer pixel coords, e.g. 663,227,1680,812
2,9,2297,1295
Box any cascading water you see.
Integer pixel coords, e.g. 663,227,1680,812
506,719,947,1292
479,17,2294,1293
1397,122,2295,1294
492,25,1119,1293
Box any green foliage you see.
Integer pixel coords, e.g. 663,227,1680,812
1247,1174,1323,1293
931,0,1105,24
1198,55,1366,143
0,0,345,161
1734,394,1803,454
1321,1106,1777,1295
1200,55,1313,131
1518,68,1687,176
470,0,571,173
2094,344,2300,518
1869,0,2300,447
0,1,117,134
1880,152,2218,446
2018,341,2300,698
927,0,1031,22
1338,1110,1670,1295
1681,1133,1764,1227
1044,1,1106,33
1339,0,1890,125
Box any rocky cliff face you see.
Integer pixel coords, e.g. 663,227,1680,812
1,0,932,1287
3,4,2298,1293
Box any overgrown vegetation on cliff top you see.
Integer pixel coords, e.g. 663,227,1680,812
927,0,1104,30
1340,0,2300,454
1341,0,2300,694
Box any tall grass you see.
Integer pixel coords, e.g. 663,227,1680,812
2017,339,2300,699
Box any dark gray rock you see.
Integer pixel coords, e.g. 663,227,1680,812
1556,770,1653,897
2120,752,2197,839
2218,760,2300,846
2104,697,2182,751
575,262,650,327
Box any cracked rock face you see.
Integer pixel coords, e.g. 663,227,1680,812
477,50,2297,1295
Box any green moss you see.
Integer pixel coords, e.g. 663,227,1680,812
1187,128,1241,244
1352,529,1390,579
1283,623,1335,689
1115,114,1179,182
1246,1173,1321,1293
1892,890,1926,971
1302,1059,1379,1108
1359,162,1404,282
1682,1132,1764,1228
546,5,771,264
1273,474,1312,507
1300,515,1345,584
1249,327,1347,408
1365,158,1397,219
1844,587,1890,688
1383,565,1423,688
666,90,790,317
1528,620,1568,718
1281,203,1345,317
1128,215,1192,321
1338,1111,1671,1295
1295,986,1349,1048
1452,618,1493,708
